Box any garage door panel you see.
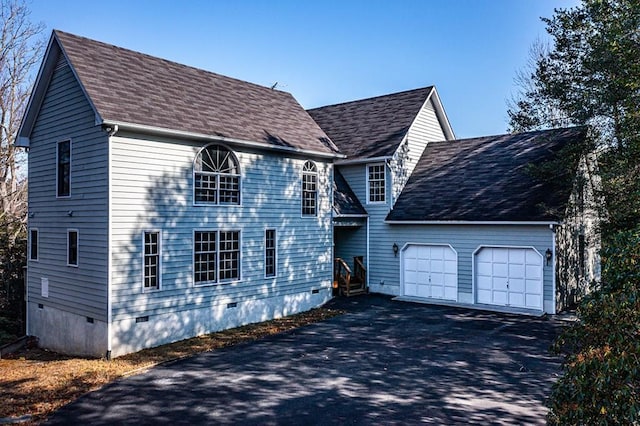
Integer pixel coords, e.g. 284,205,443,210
493,291,508,305
402,244,457,302
526,265,541,278
475,247,543,311
509,292,525,307
509,278,525,293
526,251,542,265
477,275,492,291
509,264,525,278
477,289,491,304
444,287,457,300
444,273,457,286
493,263,508,277
405,270,418,284
405,283,417,297
526,294,542,307
477,261,492,276
492,248,509,262
509,249,525,263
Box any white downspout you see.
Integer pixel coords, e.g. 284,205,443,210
106,125,117,359
366,216,370,289
551,224,557,315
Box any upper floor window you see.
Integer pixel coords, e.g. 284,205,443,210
368,163,386,203
57,140,71,197
302,161,318,216
194,144,240,205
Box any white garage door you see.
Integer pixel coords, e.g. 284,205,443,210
402,244,457,301
475,247,543,310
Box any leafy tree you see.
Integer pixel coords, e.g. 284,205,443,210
0,0,44,341
508,0,640,423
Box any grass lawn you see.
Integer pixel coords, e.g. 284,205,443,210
0,307,344,424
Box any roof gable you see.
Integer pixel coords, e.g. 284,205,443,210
333,169,367,216
19,31,338,157
386,127,587,222
307,87,454,161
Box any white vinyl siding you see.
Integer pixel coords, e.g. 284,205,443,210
26,55,109,322
109,134,333,345
390,97,451,203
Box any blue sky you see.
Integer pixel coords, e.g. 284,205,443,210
29,0,578,138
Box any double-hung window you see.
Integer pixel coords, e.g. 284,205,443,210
194,144,240,205
265,229,276,277
367,163,386,203
143,231,161,291
194,230,240,285
302,161,318,216
57,140,71,197
67,229,78,266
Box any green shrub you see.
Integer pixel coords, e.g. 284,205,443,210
549,227,640,424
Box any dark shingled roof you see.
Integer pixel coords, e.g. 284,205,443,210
333,169,367,216
386,127,586,222
307,87,434,159
54,31,336,155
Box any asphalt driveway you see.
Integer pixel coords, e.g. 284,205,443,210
47,295,564,425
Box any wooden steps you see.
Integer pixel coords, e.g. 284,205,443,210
334,256,368,297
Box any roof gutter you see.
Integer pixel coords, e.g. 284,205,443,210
102,120,346,160
335,156,392,165
334,214,369,218
385,220,560,226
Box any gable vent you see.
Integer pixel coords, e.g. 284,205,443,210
55,53,68,70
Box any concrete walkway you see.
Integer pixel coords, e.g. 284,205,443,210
46,295,564,425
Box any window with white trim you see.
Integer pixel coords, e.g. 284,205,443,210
194,144,240,205
194,230,240,284
143,231,161,290
29,229,38,261
368,163,386,203
57,140,71,197
67,229,78,266
265,229,276,277
302,161,318,216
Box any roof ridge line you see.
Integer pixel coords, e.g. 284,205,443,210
307,86,434,111
53,29,291,98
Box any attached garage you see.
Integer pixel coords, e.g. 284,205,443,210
474,247,543,311
402,244,457,301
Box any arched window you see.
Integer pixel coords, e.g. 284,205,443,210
302,161,317,216
194,144,241,205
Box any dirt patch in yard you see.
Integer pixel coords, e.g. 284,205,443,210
0,307,344,424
